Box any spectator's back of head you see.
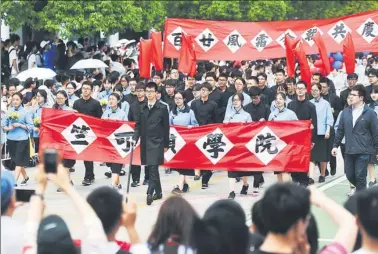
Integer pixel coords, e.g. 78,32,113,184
356,186,378,240
1,171,16,215
344,195,362,251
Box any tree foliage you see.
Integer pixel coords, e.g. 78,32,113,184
1,0,377,38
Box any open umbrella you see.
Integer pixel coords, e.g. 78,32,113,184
70,59,108,69
16,68,56,82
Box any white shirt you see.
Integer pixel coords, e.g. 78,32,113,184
352,104,364,127
8,46,19,75
1,216,25,254
27,54,37,69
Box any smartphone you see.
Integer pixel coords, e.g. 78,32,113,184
15,189,35,202
44,149,57,173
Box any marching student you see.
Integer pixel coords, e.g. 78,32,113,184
169,91,199,195
268,92,298,183
367,87,378,187
224,93,255,199
133,82,170,206
102,93,128,190
2,92,33,186
66,82,79,108
32,90,49,154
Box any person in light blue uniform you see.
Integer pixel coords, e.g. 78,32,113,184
224,93,255,200
66,82,79,108
2,92,33,186
170,91,199,195
268,92,298,183
224,78,252,118
52,90,75,192
368,86,378,186
270,86,292,113
102,93,128,190
32,90,49,154
110,85,130,117
309,83,334,183
119,74,131,96
97,80,113,101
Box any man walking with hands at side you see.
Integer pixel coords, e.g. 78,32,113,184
332,84,378,192
133,82,169,205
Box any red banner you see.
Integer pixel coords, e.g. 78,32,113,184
40,108,311,172
163,10,378,61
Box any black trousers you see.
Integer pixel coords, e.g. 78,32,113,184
146,165,162,195
201,170,213,185
131,165,149,183
291,172,309,185
84,161,94,180
344,154,370,191
252,173,263,188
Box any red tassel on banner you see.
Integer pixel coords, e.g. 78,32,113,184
293,41,312,93
150,31,163,71
178,33,197,77
285,35,300,78
138,39,153,79
343,32,356,75
313,32,331,75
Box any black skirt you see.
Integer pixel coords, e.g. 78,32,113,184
62,159,76,169
311,135,331,162
108,163,123,174
173,168,195,176
228,170,257,178
370,153,378,165
33,137,40,154
7,139,30,167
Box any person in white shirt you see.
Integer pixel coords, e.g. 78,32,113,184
8,34,20,78
27,42,39,69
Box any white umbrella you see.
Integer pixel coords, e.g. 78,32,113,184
70,59,108,69
16,68,56,81
111,61,125,75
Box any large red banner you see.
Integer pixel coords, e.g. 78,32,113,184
163,10,378,61
40,108,311,172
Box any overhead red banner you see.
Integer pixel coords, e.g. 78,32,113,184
163,10,378,61
40,108,311,172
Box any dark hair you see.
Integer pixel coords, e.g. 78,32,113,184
12,92,23,101
172,91,189,115
351,84,366,99
205,72,217,81
311,83,322,92
24,78,34,89
285,77,296,84
196,200,249,254
234,77,246,87
260,183,310,234
148,196,199,250
356,186,378,239
66,82,77,90
247,76,258,84
53,90,69,109
219,73,228,80
10,34,20,44
109,93,122,109
61,75,70,84
135,82,146,91
86,187,123,235
156,85,164,94
200,82,212,92
8,78,20,87
145,81,158,91
319,77,328,84
251,200,268,236
296,80,308,88
44,79,55,89
256,72,267,80
153,72,163,79
81,81,92,90
276,92,287,103
371,86,378,94
344,195,362,251
248,86,262,97
367,68,378,77
312,72,323,79
307,214,319,254
232,93,244,104
274,68,285,75
37,89,48,103
92,80,102,88
75,74,84,83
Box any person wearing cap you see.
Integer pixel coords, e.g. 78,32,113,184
340,73,358,108
40,40,55,71
1,170,24,254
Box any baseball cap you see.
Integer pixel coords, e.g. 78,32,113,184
37,215,77,254
347,73,358,80
40,41,49,49
1,170,15,214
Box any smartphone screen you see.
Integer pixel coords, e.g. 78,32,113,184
15,189,35,202
44,149,57,173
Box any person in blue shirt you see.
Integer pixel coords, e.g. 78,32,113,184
224,93,257,199
270,85,292,113
97,80,113,101
170,91,199,195
368,87,378,187
268,92,298,183
111,85,130,117
52,90,75,192
32,89,49,154
102,93,128,190
66,82,79,108
2,92,33,186
310,83,334,183
224,78,252,118
118,74,131,96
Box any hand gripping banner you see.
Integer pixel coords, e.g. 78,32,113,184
163,10,378,61
40,108,311,172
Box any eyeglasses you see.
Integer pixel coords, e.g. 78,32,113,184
311,89,320,92
174,97,183,101
120,79,127,82
368,75,377,78
56,97,65,100
145,90,156,93
136,90,145,93
218,79,227,82
349,93,359,97
82,87,91,91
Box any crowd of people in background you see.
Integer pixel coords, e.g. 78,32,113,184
1,34,378,254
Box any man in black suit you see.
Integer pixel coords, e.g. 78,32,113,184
133,82,170,205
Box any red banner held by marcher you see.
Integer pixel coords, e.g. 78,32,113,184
40,108,312,172
163,10,378,61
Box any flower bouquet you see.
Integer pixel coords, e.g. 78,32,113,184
8,112,20,121
33,117,41,128
100,99,108,107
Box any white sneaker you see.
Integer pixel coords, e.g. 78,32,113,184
347,188,355,197
252,187,259,197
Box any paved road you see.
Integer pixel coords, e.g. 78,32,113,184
11,153,346,243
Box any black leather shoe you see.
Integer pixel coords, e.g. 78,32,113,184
319,176,326,183
153,193,163,200
228,191,235,199
182,183,189,193
146,195,153,205
130,181,139,187
143,179,149,185
325,169,329,177
330,168,336,176
240,184,249,195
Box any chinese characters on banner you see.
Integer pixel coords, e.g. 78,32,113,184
163,10,378,60
40,108,312,172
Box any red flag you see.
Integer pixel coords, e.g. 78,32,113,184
285,35,300,78
150,31,163,71
293,41,312,93
138,39,153,79
343,32,356,74
178,33,197,77
313,32,331,75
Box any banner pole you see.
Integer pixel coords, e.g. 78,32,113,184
125,144,134,203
